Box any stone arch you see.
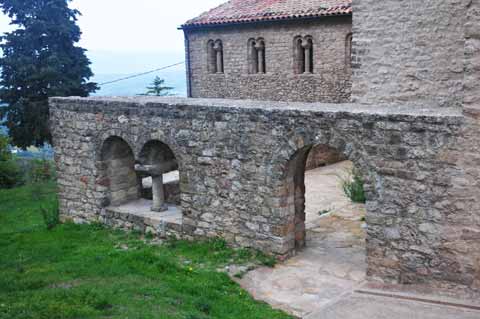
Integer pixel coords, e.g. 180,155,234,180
135,132,184,168
95,129,138,159
275,133,373,254
98,136,139,207
138,140,177,166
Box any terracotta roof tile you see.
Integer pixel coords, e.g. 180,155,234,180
182,0,352,28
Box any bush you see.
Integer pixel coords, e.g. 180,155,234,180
0,133,22,188
39,193,60,230
25,158,56,183
341,168,366,203
0,159,21,188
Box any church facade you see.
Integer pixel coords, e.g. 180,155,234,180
181,0,353,103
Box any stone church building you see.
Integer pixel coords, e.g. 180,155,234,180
50,0,480,295
181,0,353,103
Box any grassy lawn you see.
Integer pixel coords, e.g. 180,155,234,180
0,183,293,319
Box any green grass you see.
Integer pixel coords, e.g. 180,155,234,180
0,183,292,319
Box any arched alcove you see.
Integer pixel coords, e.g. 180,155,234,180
137,140,180,212
99,136,138,207
97,136,183,238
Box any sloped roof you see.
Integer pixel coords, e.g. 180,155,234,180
181,0,352,29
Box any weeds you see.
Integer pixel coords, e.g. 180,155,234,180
39,198,59,230
0,133,21,189
340,167,366,203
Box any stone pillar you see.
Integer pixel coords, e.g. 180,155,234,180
151,174,168,212
135,163,175,213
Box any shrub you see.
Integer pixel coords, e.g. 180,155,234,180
0,159,22,188
39,197,60,230
341,167,366,203
24,158,56,184
0,133,22,188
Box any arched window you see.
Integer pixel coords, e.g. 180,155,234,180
248,38,266,74
294,36,314,74
345,33,353,69
207,40,216,73
207,39,224,74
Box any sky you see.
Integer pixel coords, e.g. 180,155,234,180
0,0,225,74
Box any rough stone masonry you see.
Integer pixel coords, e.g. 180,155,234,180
51,96,475,290
183,16,352,103
51,0,480,294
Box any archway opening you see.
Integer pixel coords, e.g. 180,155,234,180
251,144,367,313
242,144,368,319
100,136,138,207
290,144,366,253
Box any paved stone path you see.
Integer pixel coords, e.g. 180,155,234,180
238,161,367,317
238,161,480,318
305,292,480,319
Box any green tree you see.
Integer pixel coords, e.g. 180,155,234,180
143,76,173,96
0,0,97,148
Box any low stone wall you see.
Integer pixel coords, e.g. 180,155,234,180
50,96,480,292
101,207,183,238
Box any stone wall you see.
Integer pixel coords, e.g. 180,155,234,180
184,17,352,103
464,0,480,112
50,96,480,291
455,0,480,291
351,0,467,108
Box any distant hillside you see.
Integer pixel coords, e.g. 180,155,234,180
93,67,187,97
88,50,187,97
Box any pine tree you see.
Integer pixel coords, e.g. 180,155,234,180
143,76,173,96
0,0,97,148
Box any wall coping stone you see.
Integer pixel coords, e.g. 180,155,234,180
50,97,463,125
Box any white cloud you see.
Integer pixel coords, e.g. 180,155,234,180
0,0,225,53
